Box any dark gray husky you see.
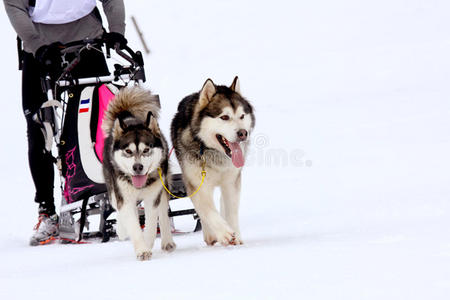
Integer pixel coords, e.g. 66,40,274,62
102,87,175,260
171,77,255,246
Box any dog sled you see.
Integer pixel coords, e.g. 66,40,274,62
36,39,201,243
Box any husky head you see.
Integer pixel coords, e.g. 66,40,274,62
112,111,164,188
195,77,255,168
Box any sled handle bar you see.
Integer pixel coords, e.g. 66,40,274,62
49,39,146,86
60,39,144,67
60,39,102,55
57,73,136,87
56,38,144,73
115,45,144,68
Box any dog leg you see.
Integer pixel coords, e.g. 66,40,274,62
189,183,235,246
119,202,151,260
158,192,176,252
220,173,243,245
201,220,218,246
115,214,128,240
109,193,128,240
197,195,216,246
143,198,159,254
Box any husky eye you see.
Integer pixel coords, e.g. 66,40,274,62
125,149,133,155
143,148,150,154
220,115,230,121
240,114,245,120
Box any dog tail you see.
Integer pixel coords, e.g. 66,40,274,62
103,86,160,136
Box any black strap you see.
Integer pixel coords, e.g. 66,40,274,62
78,198,89,241
23,0,34,69
92,6,103,24
92,6,107,55
90,86,100,145
17,36,24,70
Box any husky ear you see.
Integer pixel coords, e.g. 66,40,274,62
118,116,128,131
113,112,132,137
146,111,161,137
113,119,124,137
198,78,216,110
145,111,153,128
230,76,241,94
151,94,161,109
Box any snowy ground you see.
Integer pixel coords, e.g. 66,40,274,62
1,1,450,299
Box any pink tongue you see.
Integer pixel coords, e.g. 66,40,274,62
229,142,245,168
132,175,147,188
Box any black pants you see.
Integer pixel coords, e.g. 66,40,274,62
22,48,109,215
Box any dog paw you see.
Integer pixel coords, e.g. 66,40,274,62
216,230,237,246
229,235,243,245
202,224,217,246
204,235,217,246
136,250,152,261
162,241,176,252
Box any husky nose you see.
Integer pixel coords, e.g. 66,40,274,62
133,163,144,174
237,129,248,141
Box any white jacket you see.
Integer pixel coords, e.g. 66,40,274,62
29,0,97,24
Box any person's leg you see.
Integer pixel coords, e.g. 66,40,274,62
22,52,55,215
25,46,110,245
22,47,108,212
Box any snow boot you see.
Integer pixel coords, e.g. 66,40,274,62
29,213,59,246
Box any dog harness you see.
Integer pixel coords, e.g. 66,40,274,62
158,156,206,199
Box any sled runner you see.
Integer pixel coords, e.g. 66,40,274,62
36,39,201,243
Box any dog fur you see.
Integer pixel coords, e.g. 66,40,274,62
102,86,176,260
171,77,255,245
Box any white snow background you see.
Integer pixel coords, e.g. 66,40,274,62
1,0,450,299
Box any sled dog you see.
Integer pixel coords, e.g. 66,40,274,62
171,77,255,245
103,87,176,260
